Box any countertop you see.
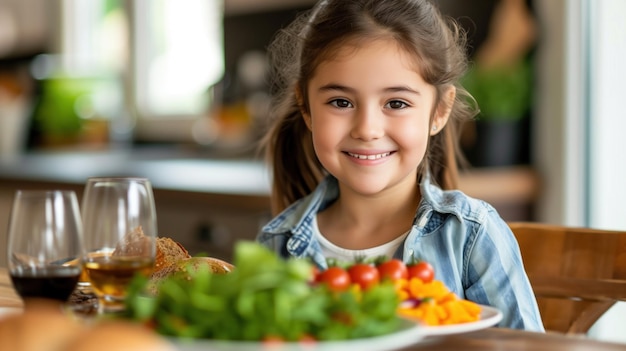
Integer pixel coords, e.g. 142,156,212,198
0,148,271,197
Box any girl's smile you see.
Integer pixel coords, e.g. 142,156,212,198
345,151,393,160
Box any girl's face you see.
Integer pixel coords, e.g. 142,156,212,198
303,39,453,197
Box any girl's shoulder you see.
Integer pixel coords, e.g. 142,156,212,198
420,180,506,231
417,186,515,253
423,179,494,212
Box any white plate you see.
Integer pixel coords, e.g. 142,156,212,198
171,318,425,351
170,305,502,351
420,304,503,336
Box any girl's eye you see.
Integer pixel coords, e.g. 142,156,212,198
329,98,353,108
386,100,409,109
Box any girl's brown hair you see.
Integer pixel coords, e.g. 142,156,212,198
261,0,478,215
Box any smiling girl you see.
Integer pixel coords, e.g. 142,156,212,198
256,0,544,331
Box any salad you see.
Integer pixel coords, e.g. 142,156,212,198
124,242,401,342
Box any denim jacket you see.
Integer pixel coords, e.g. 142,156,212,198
257,175,544,331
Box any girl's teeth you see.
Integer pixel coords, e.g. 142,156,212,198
348,152,391,160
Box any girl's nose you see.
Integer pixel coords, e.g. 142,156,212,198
350,106,385,141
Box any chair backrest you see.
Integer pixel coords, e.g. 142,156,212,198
508,222,626,334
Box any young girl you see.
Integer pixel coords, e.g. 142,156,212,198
256,0,544,331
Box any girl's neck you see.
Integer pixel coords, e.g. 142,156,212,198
317,181,420,250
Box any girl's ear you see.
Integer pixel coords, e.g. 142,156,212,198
295,87,312,130
430,86,456,136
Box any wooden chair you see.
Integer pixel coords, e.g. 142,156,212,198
508,222,626,334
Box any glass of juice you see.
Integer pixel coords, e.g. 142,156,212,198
7,190,85,308
81,177,157,313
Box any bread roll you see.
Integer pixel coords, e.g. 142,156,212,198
65,321,176,351
176,256,234,275
0,300,85,351
148,256,234,295
0,300,174,351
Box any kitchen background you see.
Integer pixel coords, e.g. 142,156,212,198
1,0,533,159
0,0,541,273
0,0,625,341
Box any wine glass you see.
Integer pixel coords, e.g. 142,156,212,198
80,177,157,313
7,190,85,309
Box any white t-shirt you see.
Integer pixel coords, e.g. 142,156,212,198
312,216,408,262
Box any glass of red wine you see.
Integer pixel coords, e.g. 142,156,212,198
7,190,85,309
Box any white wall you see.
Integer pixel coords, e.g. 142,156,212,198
534,0,626,228
535,0,626,343
588,0,626,229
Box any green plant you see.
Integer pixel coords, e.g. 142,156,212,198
462,58,533,121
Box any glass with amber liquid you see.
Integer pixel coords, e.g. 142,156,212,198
7,190,85,308
81,177,157,313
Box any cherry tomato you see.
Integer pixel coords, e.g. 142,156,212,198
315,266,351,292
348,263,380,290
407,261,435,283
298,333,317,344
377,259,408,282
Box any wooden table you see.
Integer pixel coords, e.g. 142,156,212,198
0,267,21,309
1,268,625,350
397,328,626,350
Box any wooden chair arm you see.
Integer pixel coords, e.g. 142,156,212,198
529,276,626,302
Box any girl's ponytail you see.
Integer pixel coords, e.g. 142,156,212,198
265,103,323,215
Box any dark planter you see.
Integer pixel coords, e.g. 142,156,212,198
464,118,529,168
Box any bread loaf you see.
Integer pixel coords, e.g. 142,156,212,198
154,237,191,276
112,226,153,257
111,228,191,276
148,239,233,295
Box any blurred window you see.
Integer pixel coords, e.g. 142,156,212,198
60,0,224,142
